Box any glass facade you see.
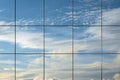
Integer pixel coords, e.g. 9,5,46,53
0,0,120,80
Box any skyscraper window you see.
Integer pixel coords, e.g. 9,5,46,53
0,0,120,80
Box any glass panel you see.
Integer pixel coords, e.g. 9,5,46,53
102,0,120,25
0,0,14,25
0,54,15,80
16,26,43,53
45,54,72,80
74,0,101,25
16,54,43,80
74,54,101,80
103,54,120,80
103,27,120,53
16,0,43,25
45,0,72,25
0,27,15,53
74,26,101,53
45,26,72,53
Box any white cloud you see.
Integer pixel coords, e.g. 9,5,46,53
0,60,14,64
75,62,101,69
0,27,14,42
45,40,72,53
0,26,73,53
16,69,43,79
45,54,72,70
47,78,59,80
86,8,120,53
102,78,111,80
0,7,120,53
74,27,101,53
73,8,120,53
33,76,43,80
16,19,42,25
16,31,43,49
93,8,120,25
3,68,14,71
0,9,5,12
113,73,120,80
0,49,4,51
46,8,120,53
114,54,120,64
102,27,120,52
0,5,120,80
103,8,120,25
0,2,119,80
0,26,72,53
0,72,14,80
0,21,13,25
33,77,59,80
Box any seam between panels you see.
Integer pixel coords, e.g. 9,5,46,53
0,24,119,27
14,0,16,80
43,0,46,80
1,53,120,54
101,0,103,80
72,0,74,80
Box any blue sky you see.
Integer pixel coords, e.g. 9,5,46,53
0,0,120,80
0,0,14,22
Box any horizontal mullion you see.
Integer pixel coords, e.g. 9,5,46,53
1,53,120,54
0,25,120,27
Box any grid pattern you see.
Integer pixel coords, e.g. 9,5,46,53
0,0,120,80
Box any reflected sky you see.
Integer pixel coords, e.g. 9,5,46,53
74,54,101,80
16,54,43,80
0,54,15,80
45,54,72,80
45,26,72,53
16,26,43,53
103,54,120,80
0,0,120,80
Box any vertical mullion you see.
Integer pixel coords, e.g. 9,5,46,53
72,0,74,80
43,0,45,80
14,0,16,80
101,0,103,80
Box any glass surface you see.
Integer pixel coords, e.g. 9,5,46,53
16,26,43,53
103,27,120,53
74,54,101,80
74,26,101,53
0,54,15,80
45,54,72,80
102,0,120,25
45,0,72,25
16,0,43,25
0,0,14,25
16,54,43,80
0,27,15,53
0,0,120,80
103,54,120,80
45,26,72,53
74,0,101,25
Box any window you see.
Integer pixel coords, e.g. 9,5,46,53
0,0,120,80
